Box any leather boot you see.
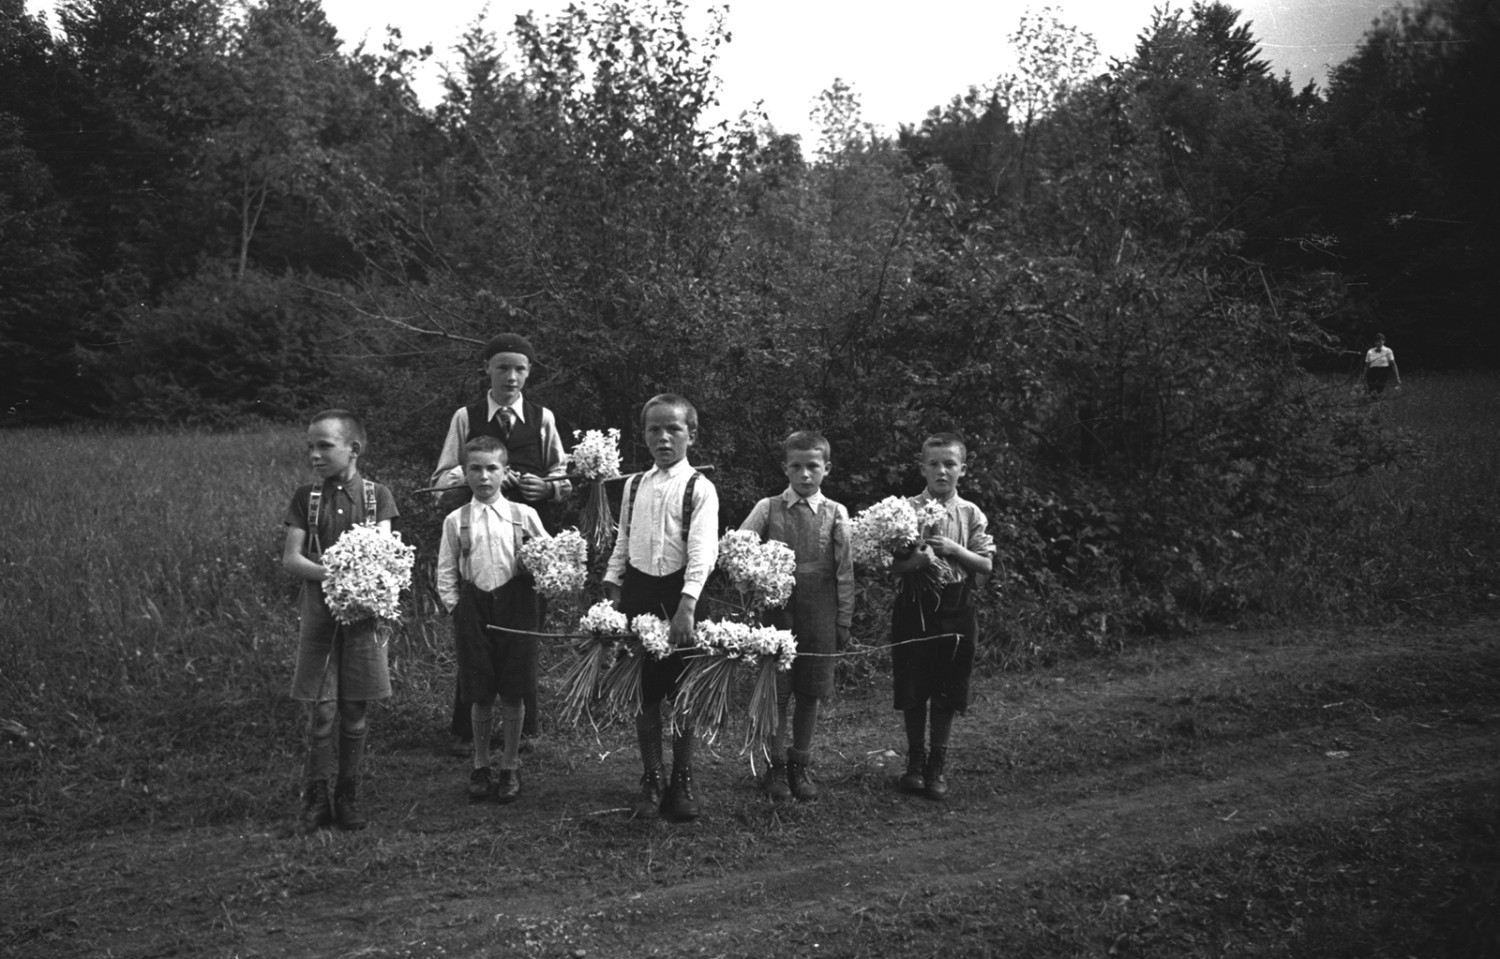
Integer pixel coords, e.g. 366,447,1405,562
662,762,701,822
898,747,927,795
334,777,368,830
632,713,664,820
764,759,792,802
924,746,950,801
298,779,333,835
786,747,819,802
662,730,701,822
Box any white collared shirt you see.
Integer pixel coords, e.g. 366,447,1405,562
435,496,548,610
604,460,719,599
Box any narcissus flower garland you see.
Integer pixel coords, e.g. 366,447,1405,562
673,619,797,758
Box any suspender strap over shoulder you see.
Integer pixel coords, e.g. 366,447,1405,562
457,499,527,584
621,470,700,545
305,480,377,561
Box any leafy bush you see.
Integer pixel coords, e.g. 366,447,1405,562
100,263,365,427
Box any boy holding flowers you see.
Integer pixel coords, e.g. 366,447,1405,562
738,431,854,801
604,394,720,822
436,435,550,805
886,432,994,800
431,333,569,754
282,410,401,834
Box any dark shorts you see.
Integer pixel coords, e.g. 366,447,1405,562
620,565,692,705
1366,366,1392,393
454,578,539,705
291,585,392,702
890,582,977,714
765,604,836,700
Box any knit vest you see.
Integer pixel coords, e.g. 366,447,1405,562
465,397,547,478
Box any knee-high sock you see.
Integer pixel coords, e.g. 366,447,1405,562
303,700,337,782
672,723,695,772
498,699,524,770
471,699,494,768
791,696,820,754
337,702,368,782
636,707,663,774
772,688,793,761
903,705,927,755
928,703,955,750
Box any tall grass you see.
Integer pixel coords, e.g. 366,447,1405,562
1322,373,1500,617
0,428,444,833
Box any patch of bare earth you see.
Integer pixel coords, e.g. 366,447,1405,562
5,621,1497,958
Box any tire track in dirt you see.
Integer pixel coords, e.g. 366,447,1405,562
231,714,1496,958
10,625,1497,959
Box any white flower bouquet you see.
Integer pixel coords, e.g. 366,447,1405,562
319,524,416,625
569,428,623,481
570,428,623,555
848,495,945,568
672,619,797,759
518,528,588,600
558,600,632,727
716,529,796,613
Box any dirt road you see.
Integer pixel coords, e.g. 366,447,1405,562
6,621,1498,958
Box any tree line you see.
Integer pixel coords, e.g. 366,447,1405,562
2,0,1495,637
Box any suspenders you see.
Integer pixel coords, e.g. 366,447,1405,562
305,480,378,560
454,500,527,584
619,470,701,546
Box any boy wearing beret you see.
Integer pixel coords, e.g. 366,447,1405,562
431,334,571,752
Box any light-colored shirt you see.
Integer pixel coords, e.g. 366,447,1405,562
435,497,548,611
740,487,856,629
429,393,570,491
1365,346,1395,368
912,489,995,586
604,459,719,600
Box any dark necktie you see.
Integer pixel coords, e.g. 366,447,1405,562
496,408,513,441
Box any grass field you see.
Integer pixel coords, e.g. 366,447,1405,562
1,377,1497,957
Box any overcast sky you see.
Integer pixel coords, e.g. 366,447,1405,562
25,0,1394,143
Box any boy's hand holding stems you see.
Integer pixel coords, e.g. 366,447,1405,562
605,583,698,648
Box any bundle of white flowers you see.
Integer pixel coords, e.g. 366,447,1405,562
568,428,623,481
672,618,797,757
591,613,675,724
629,613,673,659
518,529,588,600
848,496,946,568
578,600,628,636
570,428,624,556
319,525,415,625
716,529,796,613
559,600,634,727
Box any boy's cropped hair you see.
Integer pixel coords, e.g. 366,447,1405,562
923,431,967,458
642,393,698,431
311,409,367,447
783,430,832,462
462,434,509,464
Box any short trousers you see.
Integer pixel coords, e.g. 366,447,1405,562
290,585,392,702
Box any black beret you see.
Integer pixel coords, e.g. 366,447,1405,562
483,333,536,362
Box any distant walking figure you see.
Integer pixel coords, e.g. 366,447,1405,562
1363,334,1401,394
